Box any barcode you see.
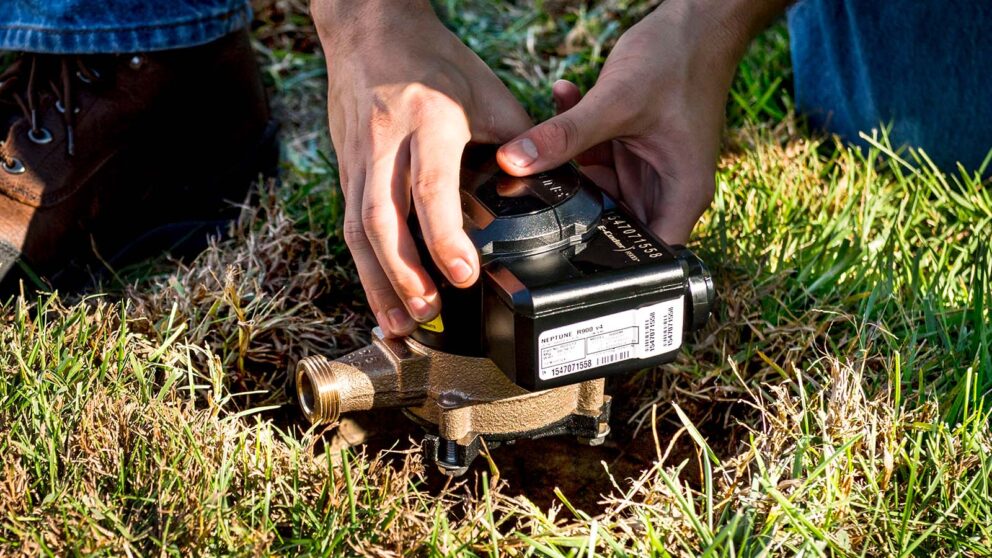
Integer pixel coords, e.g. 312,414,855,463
597,351,631,366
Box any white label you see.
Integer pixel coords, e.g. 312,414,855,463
537,298,684,381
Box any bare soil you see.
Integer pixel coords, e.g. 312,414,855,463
305,385,744,514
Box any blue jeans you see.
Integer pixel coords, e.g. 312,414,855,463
0,0,250,53
789,0,992,173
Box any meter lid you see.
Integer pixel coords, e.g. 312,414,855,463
459,145,603,260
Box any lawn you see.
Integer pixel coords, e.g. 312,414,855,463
1,0,990,556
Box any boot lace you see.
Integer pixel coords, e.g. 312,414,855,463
0,54,101,172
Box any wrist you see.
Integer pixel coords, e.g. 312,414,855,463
311,0,438,47
654,0,790,75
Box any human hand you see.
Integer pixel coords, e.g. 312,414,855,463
497,0,785,244
312,0,532,336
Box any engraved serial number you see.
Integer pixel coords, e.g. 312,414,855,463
605,214,665,259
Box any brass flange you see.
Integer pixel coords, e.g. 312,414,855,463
296,328,610,473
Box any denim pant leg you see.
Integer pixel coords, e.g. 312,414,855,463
0,0,251,54
788,0,992,174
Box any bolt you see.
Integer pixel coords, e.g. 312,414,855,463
443,439,458,463
578,422,610,446
436,440,469,476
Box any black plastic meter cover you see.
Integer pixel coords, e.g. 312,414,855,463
410,145,715,391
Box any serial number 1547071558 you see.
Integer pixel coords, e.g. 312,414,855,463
546,359,593,377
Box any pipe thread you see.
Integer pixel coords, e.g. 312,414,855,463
296,355,342,424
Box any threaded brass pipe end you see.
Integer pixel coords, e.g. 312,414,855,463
296,355,342,424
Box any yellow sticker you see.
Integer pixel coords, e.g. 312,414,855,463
419,314,444,333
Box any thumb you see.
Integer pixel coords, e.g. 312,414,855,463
552,79,582,113
497,80,623,176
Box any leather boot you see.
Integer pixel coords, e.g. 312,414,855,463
0,28,279,292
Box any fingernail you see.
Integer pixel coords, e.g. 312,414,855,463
502,138,538,168
386,307,414,334
374,312,391,335
448,258,474,284
406,296,437,322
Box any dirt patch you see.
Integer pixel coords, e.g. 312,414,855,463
305,384,745,515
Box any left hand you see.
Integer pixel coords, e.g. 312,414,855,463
497,0,769,244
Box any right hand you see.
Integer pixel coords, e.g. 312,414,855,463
312,0,532,337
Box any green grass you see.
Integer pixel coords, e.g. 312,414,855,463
1,1,990,555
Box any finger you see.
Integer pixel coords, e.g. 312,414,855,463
578,164,620,197
341,166,416,337
616,120,718,246
644,148,716,244
552,79,582,113
470,71,534,143
497,80,627,176
647,162,715,245
410,125,479,289
475,96,534,144
362,139,442,326
553,80,615,168
614,146,651,224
